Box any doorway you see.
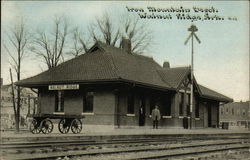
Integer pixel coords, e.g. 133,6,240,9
208,105,212,127
139,97,146,126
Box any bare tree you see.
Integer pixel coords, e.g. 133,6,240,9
55,13,153,58
3,20,29,132
122,16,152,54
30,16,70,69
69,27,90,57
90,13,121,47
90,13,152,54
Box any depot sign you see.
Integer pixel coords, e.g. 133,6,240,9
48,84,79,90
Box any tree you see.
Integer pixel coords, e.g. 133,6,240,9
90,13,152,54
122,16,152,54
90,13,120,47
69,27,89,57
30,13,153,67
30,16,70,69
3,20,29,132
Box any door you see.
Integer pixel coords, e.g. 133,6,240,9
208,105,212,127
139,97,146,126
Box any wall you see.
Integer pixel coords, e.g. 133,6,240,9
219,102,250,129
83,91,116,126
117,90,138,127
115,89,209,129
37,85,221,129
64,90,83,114
196,99,220,128
194,101,205,128
1,85,37,129
38,87,116,132
39,89,55,114
117,89,177,128
160,93,180,128
220,102,249,122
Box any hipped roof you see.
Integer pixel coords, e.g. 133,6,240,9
16,42,232,102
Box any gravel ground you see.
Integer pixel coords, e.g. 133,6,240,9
206,149,250,160
63,146,250,160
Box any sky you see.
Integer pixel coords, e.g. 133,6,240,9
1,1,249,102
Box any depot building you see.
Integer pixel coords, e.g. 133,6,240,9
16,40,232,130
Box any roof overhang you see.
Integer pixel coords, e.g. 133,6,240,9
200,95,233,103
15,78,176,92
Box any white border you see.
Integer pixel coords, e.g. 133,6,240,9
82,112,94,115
162,116,172,119
126,114,135,117
53,112,65,115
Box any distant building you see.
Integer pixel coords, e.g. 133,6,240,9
1,83,37,130
220,101,250,130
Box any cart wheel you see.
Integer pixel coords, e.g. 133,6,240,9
41,119,53,134
30,119,41,134
71,119,82,134
58,119,70,134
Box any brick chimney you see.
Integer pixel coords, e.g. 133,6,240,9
163,61,170,68
121,37,131,54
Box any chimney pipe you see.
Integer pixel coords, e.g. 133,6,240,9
121,37,131,54
163,61,170,68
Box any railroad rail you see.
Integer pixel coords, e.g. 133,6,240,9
1,133,249,160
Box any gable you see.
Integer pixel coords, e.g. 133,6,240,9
157,67,190,89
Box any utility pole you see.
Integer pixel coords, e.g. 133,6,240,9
184,24,201,129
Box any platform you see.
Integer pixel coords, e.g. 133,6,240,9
1,128,250,139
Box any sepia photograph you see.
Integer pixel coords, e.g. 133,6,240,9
1,1,249,160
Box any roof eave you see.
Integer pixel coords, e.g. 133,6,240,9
200,95,233,103
15,78,175,92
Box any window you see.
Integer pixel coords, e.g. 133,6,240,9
166,99,171,116
195,98,199,118
179,93,184,116
83,92,94,112
237,109,240,115
139,96,146,111
55,91,64,112
232,108,234,115
127,93,134,114
242,109,246,116
237,121,240,126
161,99,171,116
221,108,224,115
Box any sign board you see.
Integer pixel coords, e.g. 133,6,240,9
48,84,79,90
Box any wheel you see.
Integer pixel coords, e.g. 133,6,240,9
30,119,41,134
71,119,82,134
58,119,70,134
41,119,53,134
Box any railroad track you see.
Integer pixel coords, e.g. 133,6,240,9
0,134,249,160
1,137,249,160
1,135,249,150
2,132,249,143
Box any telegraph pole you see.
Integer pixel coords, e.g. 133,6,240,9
184,24,201,129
